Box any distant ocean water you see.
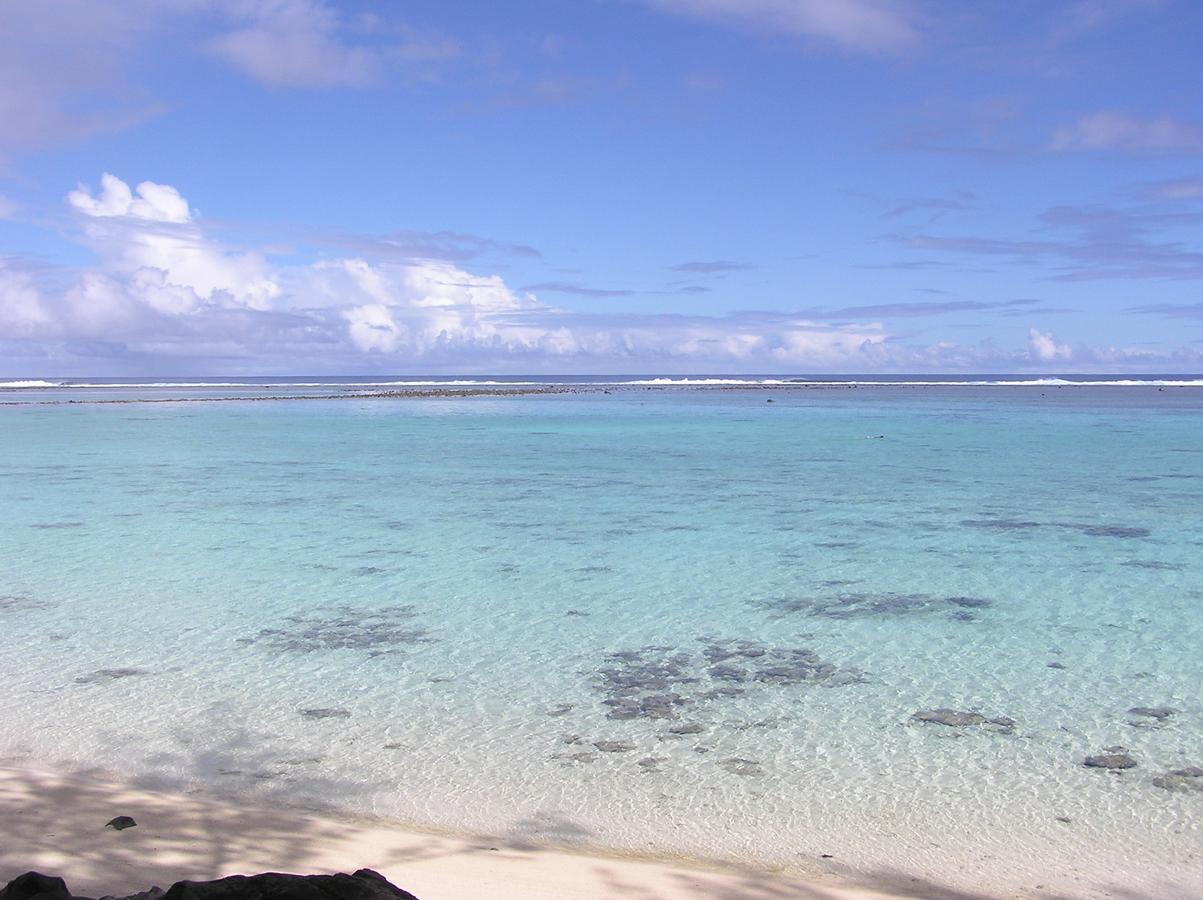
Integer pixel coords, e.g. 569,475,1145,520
1,377,1201,897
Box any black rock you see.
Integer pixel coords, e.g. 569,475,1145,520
2,873,418,900
1083,753,1138,770
101,889,165,900
0,873,72,900
162,870,418,900
105,816,137,831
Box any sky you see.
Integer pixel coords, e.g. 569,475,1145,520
1,0,1202,375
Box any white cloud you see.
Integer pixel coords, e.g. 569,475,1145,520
208,0,461,89
0,195,18,219
69,172,192,222
642,0,919,53
209,0,379,88
1052,111,1203,155
0,262,52,334
344,303,406,352
6,172,1203,374
1027,327,1073,362
67,173,279,311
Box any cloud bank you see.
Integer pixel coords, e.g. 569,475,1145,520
1,173,1198,375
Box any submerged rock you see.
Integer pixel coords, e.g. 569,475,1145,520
75,668,149,684
246,605,429,656
1083,753,1138,770
299,707,351,719
1152,768,1203,793
912,708,1016,733
105,816,137,831
592,740,635,753
946,596,992,609
912,709,986,727
1067,524,1150,539
0,594,50,615
719,757,763,777
551,751,597,764
706,664,747,682
1128,706,1178,720
960,518,1042,531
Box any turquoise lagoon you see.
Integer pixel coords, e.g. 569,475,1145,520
1,380,1201,897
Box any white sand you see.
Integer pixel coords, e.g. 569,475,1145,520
0,765,939,900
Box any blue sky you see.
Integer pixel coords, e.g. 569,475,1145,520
1,0,1202,374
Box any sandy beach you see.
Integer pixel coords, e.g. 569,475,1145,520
0,765,947,900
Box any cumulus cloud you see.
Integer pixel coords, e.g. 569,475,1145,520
69,173,191,222
642,0,920,53
1052,111,1203,155
66,174,280,313
1027,327,1073,362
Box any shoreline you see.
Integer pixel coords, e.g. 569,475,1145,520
0,764,935,900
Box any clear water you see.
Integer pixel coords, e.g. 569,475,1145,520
1,384,1201,898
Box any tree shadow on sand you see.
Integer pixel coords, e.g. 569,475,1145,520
0,756,1182,900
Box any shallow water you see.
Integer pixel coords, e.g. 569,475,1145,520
1,385,1201,897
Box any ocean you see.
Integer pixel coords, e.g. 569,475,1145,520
1,377,1200,897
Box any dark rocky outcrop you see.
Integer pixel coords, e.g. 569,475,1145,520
0,872,72,900
163,869,417,900
1083,752,1138,770
1,871,418,900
